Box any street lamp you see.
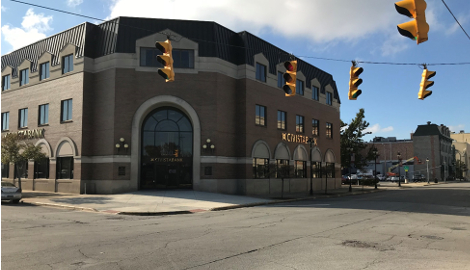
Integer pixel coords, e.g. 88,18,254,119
443,161,446,182
397,152,402,187
348,147,354,192
373,148,379,190
426,157,430,184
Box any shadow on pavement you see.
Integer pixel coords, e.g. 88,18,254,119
48,197,113,205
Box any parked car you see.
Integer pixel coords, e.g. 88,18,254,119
342,175,357,185
389,176,400,182
1,181,22,203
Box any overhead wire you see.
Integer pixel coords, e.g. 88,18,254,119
441,0,470,42
7,0,470,67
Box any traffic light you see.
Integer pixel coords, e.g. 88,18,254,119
395,0,429,44
155,39,175,82
348,64,363,100
283,60,297,97
418,68,435,100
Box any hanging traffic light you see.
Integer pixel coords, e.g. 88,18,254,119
283,60,297,97
395,0,429,44
348,63,363,100
418,68,435,100
155,39,175,82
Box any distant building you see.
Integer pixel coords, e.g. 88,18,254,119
451,130,469,180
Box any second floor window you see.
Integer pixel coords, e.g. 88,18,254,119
20,69,29,86
62,54,73,74
296,80,304,95
255,105,266,126
38,104,49,125
1,112,9,131
2,75,11,91
326,122,333,138
19,108,28,128
296,115,304,133
61,99,73,122
326,92,333,105
312,119,319,136
277,71,285,88
256,63,266,82
312,86,319,101
277,111,286,130
40,62,50,80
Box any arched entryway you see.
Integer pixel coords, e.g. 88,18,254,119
140,107,193,189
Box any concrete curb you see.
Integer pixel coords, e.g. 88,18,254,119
24,201,99,212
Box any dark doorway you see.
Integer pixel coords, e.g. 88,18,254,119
140,107,193,189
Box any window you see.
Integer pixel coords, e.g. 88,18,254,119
39,62,50,81
312,161,322,178
140,48,194,68
61,99,73,122
57,157,73,179
296,80,304,95
18,108,28,128
312,119,319,136
277,71,285,88
326,162,335,178
276,159,289,178
295,160,307,178
255,105,266,126
312,86,319,101
38,104,49,125
1,112,9,131
62,54,74,74
256,63,266,82
326,92,333,105
20,69,29,86
253,158,269,178
1,163,9,178
326,122,333,138
296,115,304,133
2,75,10,91
14,161,28,179
34,158,49,179
277,111,286,130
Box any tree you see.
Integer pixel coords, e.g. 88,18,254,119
1,134,47,189
340,108,374,172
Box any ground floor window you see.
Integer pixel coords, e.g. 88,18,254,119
276,159,290,178
253,158,269,178
1,163,9,178
34,158,49,179
14,161,28,179
295,160,307,178
57,157,73,179
326,162,335,178
312,161,322,178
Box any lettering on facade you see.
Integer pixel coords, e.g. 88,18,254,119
3,129,45,140
281,133,317,146
150,158,183,162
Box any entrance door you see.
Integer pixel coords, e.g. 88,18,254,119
140,107,193,189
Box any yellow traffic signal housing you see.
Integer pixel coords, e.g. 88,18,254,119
155,39,175,82
283,60,297,97
418,68,435,100
395,0,429,44
348,65,363,100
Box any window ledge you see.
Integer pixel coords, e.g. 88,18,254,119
1,130,10,132
60,120,73,124
18,126,28,130
38,124,49,127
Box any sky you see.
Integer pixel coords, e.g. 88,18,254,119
1,0,469,141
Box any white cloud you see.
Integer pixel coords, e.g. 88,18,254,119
67,0,84,8
449,124,465,133
1,9,53,52
107,0,398,44
365,124,394,134
1,5,7,12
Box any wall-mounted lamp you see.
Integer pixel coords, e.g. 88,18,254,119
202,138,215,152
115,137,129,153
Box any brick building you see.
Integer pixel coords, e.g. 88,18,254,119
1,17,341,196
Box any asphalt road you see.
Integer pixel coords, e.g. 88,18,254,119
2,183,470,270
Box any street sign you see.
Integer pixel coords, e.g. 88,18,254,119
404,166,409,172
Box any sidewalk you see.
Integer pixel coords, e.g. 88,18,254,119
19,187,382,216
378,180,463,188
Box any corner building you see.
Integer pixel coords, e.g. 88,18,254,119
1,17,341,196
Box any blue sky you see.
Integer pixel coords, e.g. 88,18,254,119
2,0,469,141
